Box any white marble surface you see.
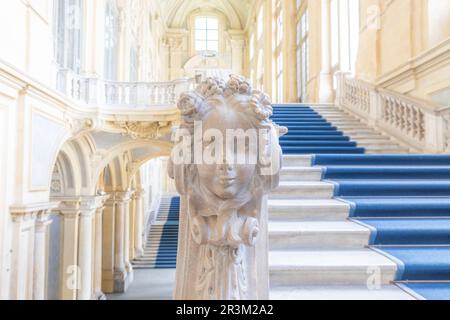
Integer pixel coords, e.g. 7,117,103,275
107,269,175,300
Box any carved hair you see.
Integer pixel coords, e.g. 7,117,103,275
170,75,282,197
177,75,274,132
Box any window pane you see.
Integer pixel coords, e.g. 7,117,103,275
196,40,207,51
207,29,218,41
206,17,218,30
195,30,207,40
195,17,207,29
207,40,218,52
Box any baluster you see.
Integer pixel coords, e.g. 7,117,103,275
148,85,155,105
445,114,450,151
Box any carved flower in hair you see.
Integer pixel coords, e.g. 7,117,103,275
197,77,225,98
250,91,273,121
178,92,198,116
226,75,252,96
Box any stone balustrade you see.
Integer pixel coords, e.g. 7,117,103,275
56,68,196,108
336,72,450,153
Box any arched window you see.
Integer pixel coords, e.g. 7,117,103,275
330,0,359,73
53,0,84,73
273,0,283,102
104,0,119,80
195,16,219,54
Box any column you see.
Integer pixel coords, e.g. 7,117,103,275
83,0,106,77
283,0,298,102
117,1,130,81
93,195,109,300
230,36,245,75
123,195,133,280
59,200,81,300
9,209,37,300
133,189,144,257
102,196,116,293
168,37,184,80
32,211,53,300
113,191,132,292
129,191,136,261
319,0,334,103
77,203,95,300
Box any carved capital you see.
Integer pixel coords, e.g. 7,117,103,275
65,116,94,138
10,202,59,223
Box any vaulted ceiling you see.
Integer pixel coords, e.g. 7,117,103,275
159,0,252,30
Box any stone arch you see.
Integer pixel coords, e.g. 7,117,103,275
90,140,172,193
165,0,243,29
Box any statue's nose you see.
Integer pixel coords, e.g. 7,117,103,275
220,156,233,172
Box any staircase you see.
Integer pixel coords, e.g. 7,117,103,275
132,195,180,269
269,105,450,300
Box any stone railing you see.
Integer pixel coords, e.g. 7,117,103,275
336,72,450,153
56,68,196,108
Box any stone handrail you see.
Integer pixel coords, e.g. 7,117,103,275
336,72,450,153
56,68,196,108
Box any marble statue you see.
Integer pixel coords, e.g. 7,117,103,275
168,75,285,300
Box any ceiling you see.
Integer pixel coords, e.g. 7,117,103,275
159,0,252,29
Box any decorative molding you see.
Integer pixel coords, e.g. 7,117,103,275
10,202,59,223
114,121,174,140
377,38,450,92
65,116,95,138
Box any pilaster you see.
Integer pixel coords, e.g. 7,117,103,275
112,191,133,293
319,0,334,103
9,202,58,300
133,189,145,258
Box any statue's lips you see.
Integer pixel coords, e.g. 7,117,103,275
218,176,236,187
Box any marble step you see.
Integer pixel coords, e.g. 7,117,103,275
364,144,408,151
268,199,350,221
270,285,416,300
357,141,403,148
270,181,335,199
354,138,395,144
282,155,313,167
280,167,323,181
330,119,363,127
341,129,380,135
269,249,398,286
366,149,409,154
269,221,370,250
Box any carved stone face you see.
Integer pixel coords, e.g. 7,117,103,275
196,102,258,200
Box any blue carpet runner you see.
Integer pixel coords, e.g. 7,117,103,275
154,197,180,269
273,105,450,300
